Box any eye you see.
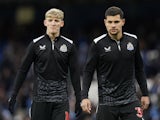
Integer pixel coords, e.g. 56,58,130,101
107,21,112,24
114,21,120,24
48,19,53,22
55,19,61,22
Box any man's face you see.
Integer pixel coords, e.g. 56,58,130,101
44,16,64,35
104,15,125,36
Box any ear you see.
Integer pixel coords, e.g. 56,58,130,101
104,19,106,24
44,19,47,27
104,19,107,27
122,18,125,26
60,20,64,27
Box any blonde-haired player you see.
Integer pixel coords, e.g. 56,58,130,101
8,8,81,120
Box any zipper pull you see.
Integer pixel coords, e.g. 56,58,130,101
52,41,54,50
116,41,121,51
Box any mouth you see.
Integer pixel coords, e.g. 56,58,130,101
50,26,56,29
110,29,118,32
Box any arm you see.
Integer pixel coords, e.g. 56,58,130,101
8,42,35,113
68,44,81,116
135,40,150,110
81,42,98,113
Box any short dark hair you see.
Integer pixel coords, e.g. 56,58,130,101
105,6,124,19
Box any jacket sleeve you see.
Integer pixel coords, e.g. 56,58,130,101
81,42,98,99
69,44,81,101
135,40,149,96
12,41,35,96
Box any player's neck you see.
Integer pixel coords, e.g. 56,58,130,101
47,32,59,41
109,32,122,41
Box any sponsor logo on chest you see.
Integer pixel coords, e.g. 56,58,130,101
39,45,46,50
104,46,111,52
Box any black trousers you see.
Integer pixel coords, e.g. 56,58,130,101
96,101,144,120
31,101,69,120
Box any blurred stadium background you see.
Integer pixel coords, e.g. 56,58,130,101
0,0,160,120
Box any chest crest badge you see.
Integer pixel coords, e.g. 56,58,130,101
60,44,67,52
39,45,46,50
127,42,134,51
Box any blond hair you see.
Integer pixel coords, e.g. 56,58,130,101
45,8,64,20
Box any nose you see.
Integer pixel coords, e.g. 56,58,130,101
51,21,56,25
111,23,116,27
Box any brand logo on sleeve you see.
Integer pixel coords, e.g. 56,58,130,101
39,45,46,50
60,44,67,52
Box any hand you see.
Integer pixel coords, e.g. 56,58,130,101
8,95,16,114
141,96,150,110
80,99,91,114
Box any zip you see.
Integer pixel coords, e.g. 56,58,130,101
51,40,54,50
112,39,121,51
116,41,121,51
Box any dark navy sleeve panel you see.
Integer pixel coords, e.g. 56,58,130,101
81,42,98,99
135,40,149,96
69,43,81,100
13,41,35,95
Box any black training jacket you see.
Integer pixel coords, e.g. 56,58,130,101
82,32,148,106
13,34,81,102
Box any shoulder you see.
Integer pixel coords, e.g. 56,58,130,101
123,32,137,39
33,35,45,43
60,35,73,44
93,34,107,44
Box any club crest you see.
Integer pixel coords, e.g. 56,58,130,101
127,42,134,51
60,44,67,52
